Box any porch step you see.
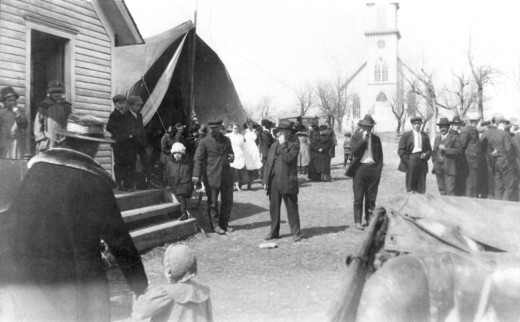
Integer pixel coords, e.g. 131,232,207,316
116,189,167,211
122,203,180,223
130,218,199,252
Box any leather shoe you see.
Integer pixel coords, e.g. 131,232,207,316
214,226,226,235
178,213,188,221
293,235,301,242
264,233,279,240
354,223,364,231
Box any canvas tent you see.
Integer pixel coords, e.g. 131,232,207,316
113,21,247,131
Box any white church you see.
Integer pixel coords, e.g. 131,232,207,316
344,2,405,134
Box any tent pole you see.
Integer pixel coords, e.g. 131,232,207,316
188,2,198,131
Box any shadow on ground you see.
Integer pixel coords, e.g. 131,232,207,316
301,225,348,238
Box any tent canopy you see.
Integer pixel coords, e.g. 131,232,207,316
113,21,247,130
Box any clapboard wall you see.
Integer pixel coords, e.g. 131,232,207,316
0,0,114,172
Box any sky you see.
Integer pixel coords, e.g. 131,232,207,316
124,0,520,120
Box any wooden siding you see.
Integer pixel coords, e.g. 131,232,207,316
0,0,115,173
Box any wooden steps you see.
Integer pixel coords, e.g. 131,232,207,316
115,188,200,252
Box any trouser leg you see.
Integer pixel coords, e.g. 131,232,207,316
353,166,368,224
435,172,446,195
283,193,301,236
365,166,380,222
269,179,282,236
208,188,221,229
445,173,456,196
465,168,478,197
219,167,234,230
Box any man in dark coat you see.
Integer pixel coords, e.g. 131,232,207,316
459,112,481,197
127,96,148,190
487,116,515,200
258,119,275,184
0,113,148,322
345,114,383,230
397,116,432,193
107,94,133,190
192,120,235,235
263,120,302,242
480,117,500,199
311,125,333,181
432,117,462,196
450,116,467,196
307,119,321,181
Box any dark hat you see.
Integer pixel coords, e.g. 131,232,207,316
127,96,143,106
47,81,65,94
344,132,352,137
481,120,491,126
56,112,114,143
358,114,376,126
451,115,463,124
410,116,423,124
166,125,175,133
208,120,223,128
0,86,19,102
112,94,126,103
276,120,294,131
437,117,451,126
175,122,186,130
495,116,509,124
261,119,273,128
318,125,328,131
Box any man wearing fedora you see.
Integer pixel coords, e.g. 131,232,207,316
127,95,149,190
398,116,432,193
0,112,148,321
432,117,462,196
459,112,482,197
0,86,28,159
263,120,303,242
192,120,235,235
345,114,383,230
107,94,133,191
34,81,72,154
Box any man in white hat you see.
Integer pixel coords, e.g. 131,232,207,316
459,112,481,197
0,112,148,321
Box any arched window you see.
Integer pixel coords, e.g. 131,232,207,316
376,92,387,102
352,94,361,118
374,58,388,82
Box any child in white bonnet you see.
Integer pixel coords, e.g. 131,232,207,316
132,244,213,322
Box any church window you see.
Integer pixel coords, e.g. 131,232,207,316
376,92,387,102
374,58,388,82
352,94,361,118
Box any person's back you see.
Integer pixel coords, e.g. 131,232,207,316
132,245,213,322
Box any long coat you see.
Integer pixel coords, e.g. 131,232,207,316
263,138,300,195
459,125,481,169
486,128,514,172
397,130,432,173
0,107,28,159
310,132,333,174
259,130,274,160
432,131,462,175
0,148,148,322
193,133,234,189
165,155,194,197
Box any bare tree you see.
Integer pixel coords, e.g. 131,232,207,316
442,71,476,117
468,43,500,119
257,96,273,120
316,76,352,132
390,95,406,134
295,84,315,116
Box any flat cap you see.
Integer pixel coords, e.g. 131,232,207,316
112,94,127,103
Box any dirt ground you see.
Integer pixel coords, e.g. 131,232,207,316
110,134,440,322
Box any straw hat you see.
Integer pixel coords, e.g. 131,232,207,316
56,113,114,143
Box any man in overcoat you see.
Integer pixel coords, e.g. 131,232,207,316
259,119,275,184
192,120,235,235
106,94,133,190
459,112,481,197
127,96,148,190
263,120,303,242
0,112,148,322
345,114,383,230
432,117,462,196
487,116,515,200
480,117,500,199
397,116,432,193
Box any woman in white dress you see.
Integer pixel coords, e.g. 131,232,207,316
226,123,246,191
242,121,263,189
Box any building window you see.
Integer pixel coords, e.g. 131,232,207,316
376,92,387,102
352,94,360,118
374,58,388,82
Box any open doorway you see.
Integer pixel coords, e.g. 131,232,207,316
30,30,67,154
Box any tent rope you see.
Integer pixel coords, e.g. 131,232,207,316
141,76,167,132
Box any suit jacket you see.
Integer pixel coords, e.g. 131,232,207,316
459,125,481,169
432,131,462,175
263,137,300,195
345,131,383,177
486,128,513,171
107,109,134,144
397,130,432,172
193,133,233,189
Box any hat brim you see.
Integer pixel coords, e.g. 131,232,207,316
56,129,115,143
437,123,451,126
358,121,375,126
